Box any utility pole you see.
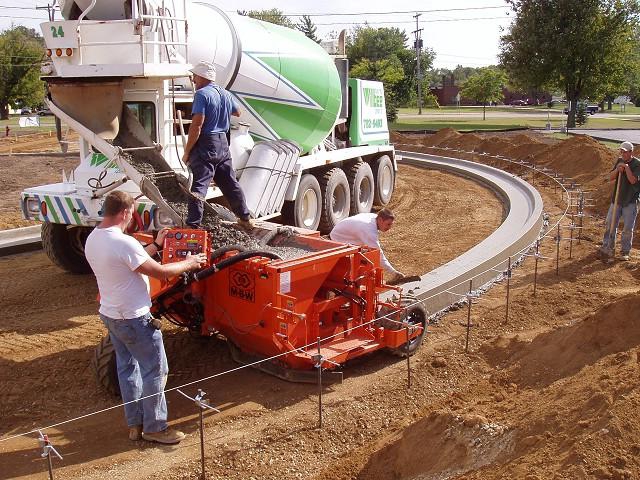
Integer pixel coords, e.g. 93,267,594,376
36,1,58,21
412,13,423,115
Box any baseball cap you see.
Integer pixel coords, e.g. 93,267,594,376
620,141,634,152
189,61,216,82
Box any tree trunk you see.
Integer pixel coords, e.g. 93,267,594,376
567,106,576,128
0,103,8,120
483,103,486,121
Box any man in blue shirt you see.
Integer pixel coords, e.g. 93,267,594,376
182,61,252,229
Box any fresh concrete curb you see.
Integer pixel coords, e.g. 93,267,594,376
390,151,544,315
0,225,42,256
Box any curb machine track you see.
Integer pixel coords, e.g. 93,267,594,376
392,151,544,315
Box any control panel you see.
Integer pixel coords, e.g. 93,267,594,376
161,229,209,264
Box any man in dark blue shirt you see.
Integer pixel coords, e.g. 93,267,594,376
600,141,640,261
182,61,252,229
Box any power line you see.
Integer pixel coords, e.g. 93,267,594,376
314,16,509,26
283,5,509,17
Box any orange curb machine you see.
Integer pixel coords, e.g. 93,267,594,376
143,227,427,382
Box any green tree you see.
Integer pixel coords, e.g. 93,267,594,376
347,26,434,118
296,15,320,43
460,67,507,120
500,0,640,127
237,8,295,28
351,56,405,121
0,26,45,119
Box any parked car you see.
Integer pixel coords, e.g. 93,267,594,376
510,99,528,106
20,107,32,115
563,103,599,115
37,107,53,116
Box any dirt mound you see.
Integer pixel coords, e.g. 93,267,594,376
532,135,616,213
425,127,461,147
481,294,640,388
415,129,618,215
353,411,514,479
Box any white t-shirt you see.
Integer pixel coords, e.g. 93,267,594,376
85,226,152,319
329,213,398,274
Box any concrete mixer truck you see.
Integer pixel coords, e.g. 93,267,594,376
20,0,397,274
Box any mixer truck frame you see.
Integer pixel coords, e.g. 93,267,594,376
20,0,398,274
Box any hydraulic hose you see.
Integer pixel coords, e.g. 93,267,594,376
210,244,247,262
193,250,282,282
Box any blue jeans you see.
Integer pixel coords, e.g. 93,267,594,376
187,132,250,227
100,313,168,433
601,200,639,254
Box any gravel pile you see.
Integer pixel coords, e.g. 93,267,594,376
124,152,314,260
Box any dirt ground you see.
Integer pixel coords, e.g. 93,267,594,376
2,130,640,480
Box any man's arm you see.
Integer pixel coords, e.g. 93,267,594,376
360,225,401,276
622,162,639,184
136,252,206,280
182,113,204,163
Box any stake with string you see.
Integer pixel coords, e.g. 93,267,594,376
177,389,220,480
38,430,62,480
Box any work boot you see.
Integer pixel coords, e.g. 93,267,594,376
237,218,254,231
620,253,631,261
142,428,185,445
128,425,142,441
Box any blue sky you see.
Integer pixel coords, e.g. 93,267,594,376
0,1,512,69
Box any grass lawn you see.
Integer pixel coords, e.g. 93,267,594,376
0,115,58,137
391,115,640,131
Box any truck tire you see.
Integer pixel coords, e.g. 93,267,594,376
377,296,427,357
347,160,375,215
41,222,93,274
282,174,322,230
371,155,395,207
92,335,120,397
318,168,351,233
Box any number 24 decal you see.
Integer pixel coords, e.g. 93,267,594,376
50,26,64,38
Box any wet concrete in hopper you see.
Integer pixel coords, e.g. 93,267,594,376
123,153,313,261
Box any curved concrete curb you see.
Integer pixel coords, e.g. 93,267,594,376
0,225,42,256
391,151,544,315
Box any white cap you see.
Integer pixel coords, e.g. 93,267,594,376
620,141,634,152
190,61,216,82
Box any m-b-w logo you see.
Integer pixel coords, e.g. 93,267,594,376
229,268,255,302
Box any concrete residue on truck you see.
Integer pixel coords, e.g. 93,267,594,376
21,0,425,385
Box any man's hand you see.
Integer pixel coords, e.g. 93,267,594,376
182,152,190,165
184,252,207,271
387,271,405,284
618,163,627,173
155,227,170,245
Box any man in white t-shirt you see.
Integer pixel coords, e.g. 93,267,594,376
85,191,206,445
329,208,405,282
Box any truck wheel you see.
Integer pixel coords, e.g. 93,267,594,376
92,335,120,397
41,222,93,274
347,160,375,215
282,174,322,230
371,155,395,207
378,296,427,357
318,168,351,233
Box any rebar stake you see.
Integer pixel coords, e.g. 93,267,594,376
315,337,323,429
38,431,62,480
569,222,575,259
177,389,220,480
405,320,411,389
505,256,511,323
533,240,540,296
465,279,473,353
556,223,561,276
